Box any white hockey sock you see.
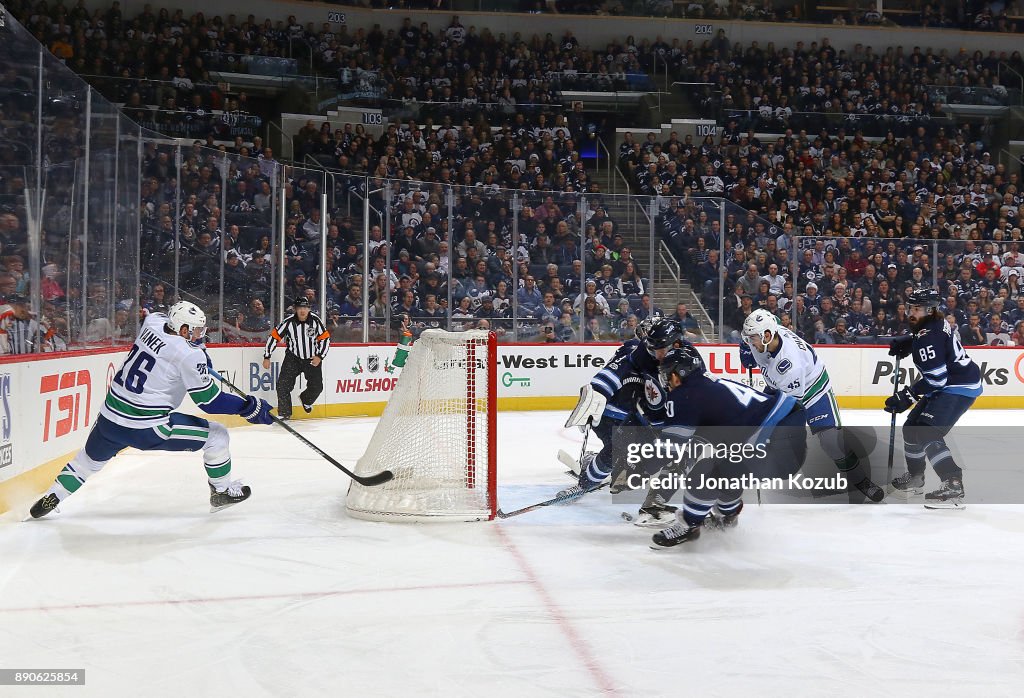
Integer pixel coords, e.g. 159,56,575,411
205,459,233,490
49,450,107,501
203,422,233,490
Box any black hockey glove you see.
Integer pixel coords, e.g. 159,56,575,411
888,335,914,359
884,386,916,414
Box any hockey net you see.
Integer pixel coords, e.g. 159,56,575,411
346,329,497,522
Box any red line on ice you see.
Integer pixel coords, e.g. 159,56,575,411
496,525,621,697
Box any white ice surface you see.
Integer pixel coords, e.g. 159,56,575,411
1,411,1023,698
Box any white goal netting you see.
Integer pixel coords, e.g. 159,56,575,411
345,330,496,522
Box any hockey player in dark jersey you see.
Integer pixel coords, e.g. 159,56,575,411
561,316,684,525
885,288,982,509
650,345,809,550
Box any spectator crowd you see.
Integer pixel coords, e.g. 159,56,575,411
649,118,1024,345
134,132,669,343
1,0,1023,353
317,1,1024,33
664,34,1022,132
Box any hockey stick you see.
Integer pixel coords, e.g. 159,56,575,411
212,370,393,487
498,418,595,519
746,367,762,506
886,355,901,483
558,450,580,478
495,481,609,519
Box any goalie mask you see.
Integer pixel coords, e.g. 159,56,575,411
642,318,683,357
635,316,657,342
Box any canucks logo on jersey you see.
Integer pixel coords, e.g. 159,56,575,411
743,326,841,432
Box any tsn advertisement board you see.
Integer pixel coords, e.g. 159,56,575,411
0,348,129,495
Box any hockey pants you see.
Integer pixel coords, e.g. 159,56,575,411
679,408,808,526
902,392,976,481
45,413,234,502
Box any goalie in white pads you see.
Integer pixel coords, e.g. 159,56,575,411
29,302,275,518
562,317,685,526
739,309,884,502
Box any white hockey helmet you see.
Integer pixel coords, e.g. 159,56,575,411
742,308,778,348
167,301,207,343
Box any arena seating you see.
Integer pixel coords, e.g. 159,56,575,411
2,0,1022,350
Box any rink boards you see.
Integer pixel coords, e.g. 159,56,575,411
1,342,1023,511
205,341,1024,417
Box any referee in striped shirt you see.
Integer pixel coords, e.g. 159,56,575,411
262,297,330,419
1,295,43,355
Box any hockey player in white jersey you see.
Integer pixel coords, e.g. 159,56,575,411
29,302,275,518
739,309,884,501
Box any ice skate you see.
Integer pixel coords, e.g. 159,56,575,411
29,493,60,519
923,478,965,510
853,476,885,502
633,494,678,528
889,471,925,496
705,501,743,530
650,514,702,550
210,481,252,512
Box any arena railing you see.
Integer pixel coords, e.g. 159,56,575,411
711,109,958,138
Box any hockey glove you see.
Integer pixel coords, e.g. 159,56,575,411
240,395,275,425
884,387,916,414
887,335,914,359
738,340,758,369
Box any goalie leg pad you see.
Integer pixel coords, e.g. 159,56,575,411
565,384,606,428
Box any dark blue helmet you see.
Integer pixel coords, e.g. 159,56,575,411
906,287,941,309
643,317,683,356
659,345,705,385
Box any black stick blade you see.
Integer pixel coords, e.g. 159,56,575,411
353,470,394,487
